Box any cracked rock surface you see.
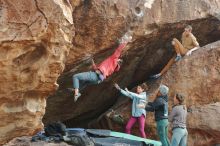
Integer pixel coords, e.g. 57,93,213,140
0,0,73,144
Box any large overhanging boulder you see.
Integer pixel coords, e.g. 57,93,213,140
66,0,220,70
44,0,220,128
90,41,220,146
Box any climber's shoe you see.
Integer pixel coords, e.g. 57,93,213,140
74,93,81,102
150,73,161,79
174,55,182,62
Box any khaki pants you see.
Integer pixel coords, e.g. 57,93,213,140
160,38,188,75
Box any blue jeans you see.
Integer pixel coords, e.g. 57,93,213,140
156,119,170,146
171,128,188,146
73,71,102,89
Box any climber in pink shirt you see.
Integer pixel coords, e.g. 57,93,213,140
69,33,132,102
92,43,126,79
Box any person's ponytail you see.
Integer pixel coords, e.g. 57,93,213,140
176,93,186,110
140,83,148,91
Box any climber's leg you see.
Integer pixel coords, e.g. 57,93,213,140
172,38,188,62
72,71,101,102
160,56,176,76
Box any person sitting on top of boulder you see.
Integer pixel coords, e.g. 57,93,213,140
152,25,200,79
114,83,148,138
69,32,133,102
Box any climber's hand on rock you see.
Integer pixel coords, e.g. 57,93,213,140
120,33,133,44
186,50,192,56
91,58,95,65
118,38,123,44
125,35,132,43
114,83,120,90
91,58,98,69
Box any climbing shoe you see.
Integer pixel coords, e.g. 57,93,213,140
150,73,161,79
74,93,81,102
174,55,182,62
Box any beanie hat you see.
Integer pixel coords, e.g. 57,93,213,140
159,84,169,96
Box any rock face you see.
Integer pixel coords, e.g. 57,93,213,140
160,41,220,146
90,41,220,146
0,0,73,144
188,103,220,146
1,0,220,145
44,0,220,128
66,0,220,71
161,41,220,106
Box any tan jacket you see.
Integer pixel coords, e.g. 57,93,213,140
181,33,199,50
